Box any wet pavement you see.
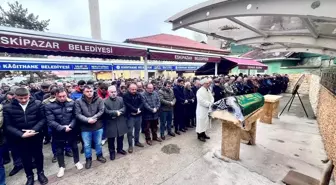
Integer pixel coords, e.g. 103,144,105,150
5,94,331,185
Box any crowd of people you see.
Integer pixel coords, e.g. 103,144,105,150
0,73,290,185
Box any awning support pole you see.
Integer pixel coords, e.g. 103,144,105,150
215,63,218,76
111,63,114,81
144,57,148,81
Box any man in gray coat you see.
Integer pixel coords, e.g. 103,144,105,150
142,83,161,146
224,76,235,97
75,85,106,169
104,86,127,160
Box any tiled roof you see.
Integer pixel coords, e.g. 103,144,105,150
126,33,228,54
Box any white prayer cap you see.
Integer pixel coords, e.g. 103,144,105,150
200,78,209,85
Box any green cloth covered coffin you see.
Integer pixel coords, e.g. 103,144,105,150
235,93,264,116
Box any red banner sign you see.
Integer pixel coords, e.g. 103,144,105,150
0,34,146,57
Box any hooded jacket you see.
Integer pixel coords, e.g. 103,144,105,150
97,89,110,100
70,87,83,100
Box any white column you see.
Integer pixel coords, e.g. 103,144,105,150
111,63,114,81
88,0,102,40
144,57,149,81
215,62,218,76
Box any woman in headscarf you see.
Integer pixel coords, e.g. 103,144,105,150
196,78,214,142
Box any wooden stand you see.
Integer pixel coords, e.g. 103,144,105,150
211,108,264,160
260,95,282,124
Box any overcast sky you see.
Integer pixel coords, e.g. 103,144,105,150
0,0,206,42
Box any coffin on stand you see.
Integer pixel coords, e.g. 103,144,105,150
211,108,264,160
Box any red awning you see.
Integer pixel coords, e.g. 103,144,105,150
224,57,268,70
0,26,147,59
149,50,221,63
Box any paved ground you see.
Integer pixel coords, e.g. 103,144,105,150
5,93,331,185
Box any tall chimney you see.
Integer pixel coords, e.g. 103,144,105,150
88,0,102,40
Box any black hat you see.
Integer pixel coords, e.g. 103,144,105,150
87,80,95,85
177,78,184,83
78,80,86,86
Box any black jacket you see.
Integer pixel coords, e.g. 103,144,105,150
123,92,144,118
3,98,45,140
173,85,186,105
191,86,199,113
213,85,224,102
184,88,195,104
45,98,76,140
34,91,46,101
75,95,104,132
0,105,4,145
234,82,245,95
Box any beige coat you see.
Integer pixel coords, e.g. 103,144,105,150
196,86,214,133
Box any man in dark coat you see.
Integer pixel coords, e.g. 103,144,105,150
104,86,128,160
184,82,195,128
173,79,187,134
158,81,176,139
123,83,145,153
3,88,48,185
35,83,53,145
29,83,39,95
75,85,106,169
34,83,50,102
212,79,224,102
0,104,5,185
191,79,200,127
282,74,289,93
234,77,245,95
1,91,24,177
45,88,83,178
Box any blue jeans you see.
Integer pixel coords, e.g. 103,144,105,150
81,129,103,159
160,111,173,136
127,116,142,147
0,146,5,185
